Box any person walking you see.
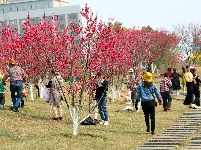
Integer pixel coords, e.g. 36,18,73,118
160,73,172,111
95,72,109,125
170,68,181,96
47,70,63,120
136,72,162,135
2,59,26,112
183,65,194,108
180,67,186,94
128,68,136,107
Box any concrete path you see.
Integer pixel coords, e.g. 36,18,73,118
134,96,201,150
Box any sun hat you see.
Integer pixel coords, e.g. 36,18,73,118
128,68,134,73
9,59,16,65
142,72,152,82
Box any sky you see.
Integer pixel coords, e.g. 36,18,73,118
69,0,201,31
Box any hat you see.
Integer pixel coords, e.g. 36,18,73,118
9,59,16,65
142,72,152,82
128,68,134,73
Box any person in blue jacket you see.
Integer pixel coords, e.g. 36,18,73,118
136,72,162,135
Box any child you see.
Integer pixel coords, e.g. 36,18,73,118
0,80,6,108
21,84,27,107
18,84,27,108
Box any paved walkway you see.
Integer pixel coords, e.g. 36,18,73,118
134,93,201,150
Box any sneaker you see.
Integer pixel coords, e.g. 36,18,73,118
58,117,62,120
192,104,198,109
12,107,19,112
104,121,109,126
165,107,171,110
100,120,104,125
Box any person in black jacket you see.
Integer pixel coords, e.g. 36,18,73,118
170,68,181,95
95,72,109,125
190,68,201,108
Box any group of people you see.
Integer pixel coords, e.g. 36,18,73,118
0,59,65,121
126,65,201,135
162,66,201,109
1,59,26,112
0,58,110,125
1,59,201,135
183,65,201,109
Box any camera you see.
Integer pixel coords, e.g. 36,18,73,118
96,79,102,84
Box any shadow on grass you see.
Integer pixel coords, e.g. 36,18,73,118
61,132,108,140
94,128,147,135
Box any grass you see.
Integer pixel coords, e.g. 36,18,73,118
0,75,189,150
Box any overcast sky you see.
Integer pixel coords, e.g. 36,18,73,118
70,0,200,31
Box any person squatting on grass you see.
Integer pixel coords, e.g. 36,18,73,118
95,72,109,126
46,70,63,120
136,72,162,135
160,73,172,111
2,59,26,112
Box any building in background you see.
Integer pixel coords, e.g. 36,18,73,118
0,0,94,33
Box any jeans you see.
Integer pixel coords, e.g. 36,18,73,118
10,81,23,108
97,96,108,121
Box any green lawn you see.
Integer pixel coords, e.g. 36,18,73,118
0,76,188,150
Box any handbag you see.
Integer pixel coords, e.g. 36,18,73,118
80,116,97,125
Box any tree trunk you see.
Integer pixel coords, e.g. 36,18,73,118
71,107,79,136
28,82,34,100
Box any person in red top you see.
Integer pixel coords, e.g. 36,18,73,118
167,68,173,78
160,73,172,111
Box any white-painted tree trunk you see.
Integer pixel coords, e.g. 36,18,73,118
28,82,34,100
71,107,79,136
116,90,120,100
111,86,116,102
92,100,98,119
121,83,125,92
38,81,44,98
